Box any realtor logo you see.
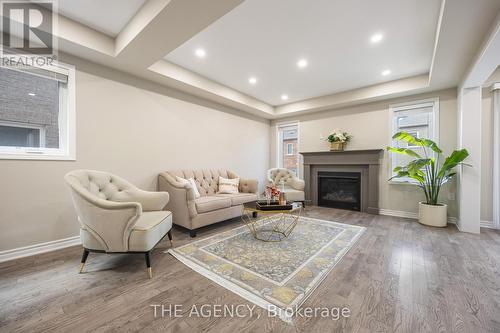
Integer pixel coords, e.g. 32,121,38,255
1,1,54,55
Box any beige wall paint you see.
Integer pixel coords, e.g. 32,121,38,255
271,89,459,217
0,60,270,252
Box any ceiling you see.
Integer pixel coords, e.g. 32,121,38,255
164,0,441,105
57,0,146,37
4,0,498,119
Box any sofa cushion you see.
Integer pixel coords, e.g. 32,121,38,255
282,188,305,202
216,193,257,206
195,196,231,213
129,211,172,251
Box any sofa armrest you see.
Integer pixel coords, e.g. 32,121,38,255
239,178,258,194
119,189,169,212
68,189,141,252
291,177,305,191
158,174,197,229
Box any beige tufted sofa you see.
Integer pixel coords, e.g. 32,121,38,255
158,169,258,237
267,168,306,205
65,170,172,278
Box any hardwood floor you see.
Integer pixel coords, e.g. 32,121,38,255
1,207,499,333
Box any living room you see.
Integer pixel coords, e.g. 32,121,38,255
1,0,499,332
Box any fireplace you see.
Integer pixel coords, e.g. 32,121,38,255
318,172,361,211
301,150,383,213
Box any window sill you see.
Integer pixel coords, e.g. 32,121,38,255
0,152,75,161
388,180,419,186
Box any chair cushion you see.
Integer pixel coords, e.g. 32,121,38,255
282,188,305,202
216,193,257,206
129,211,172,251
194,196,231,213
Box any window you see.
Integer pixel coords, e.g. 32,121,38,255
0,61,75,160
277,123,299,176
389,98,439,183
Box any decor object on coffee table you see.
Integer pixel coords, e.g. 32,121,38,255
241,201,303,242
167,215,365,323
326,129,352,151
65,170,173,279
267,168,306,206
387,132,469,227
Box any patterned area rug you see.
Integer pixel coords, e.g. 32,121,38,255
167,215,365,322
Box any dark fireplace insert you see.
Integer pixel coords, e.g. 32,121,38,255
318,171,361,211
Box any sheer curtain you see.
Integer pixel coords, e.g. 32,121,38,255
493,84,500,228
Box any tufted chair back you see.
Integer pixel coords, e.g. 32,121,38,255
163,169,236,196
65,170,144,252
267,168,296,187
65,169,138,202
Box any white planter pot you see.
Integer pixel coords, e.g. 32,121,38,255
418,202,447,227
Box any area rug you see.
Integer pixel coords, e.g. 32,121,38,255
167,215,365,322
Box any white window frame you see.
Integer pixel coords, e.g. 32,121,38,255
276,121,300,172
388,98,440,184
0,60,76,160
0,120,46,147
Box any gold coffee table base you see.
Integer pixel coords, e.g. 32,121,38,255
242,202,303,242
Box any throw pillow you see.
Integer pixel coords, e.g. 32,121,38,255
218,176,240,194
175,176,201,198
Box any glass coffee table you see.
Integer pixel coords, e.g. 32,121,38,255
241,201,303,242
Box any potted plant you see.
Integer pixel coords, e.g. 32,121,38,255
387,132,469,227
327,129,352,151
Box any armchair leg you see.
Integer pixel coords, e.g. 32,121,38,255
79,249,90,273
252,211,258,218
167,230,173,247
145,251,152,279
189,230,197,238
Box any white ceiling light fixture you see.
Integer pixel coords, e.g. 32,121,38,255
370,33,383,43
297,59,308,68
381,69,391,76
281,94,289,101
195,48,206,58
28,92,36,96
248,77,257,85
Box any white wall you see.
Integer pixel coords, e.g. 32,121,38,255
271,89,459,217
0,57,270,252
481,87,494,223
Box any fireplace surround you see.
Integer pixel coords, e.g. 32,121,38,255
300,150,383,213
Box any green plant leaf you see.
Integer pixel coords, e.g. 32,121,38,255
407,158,431,174
392,132,421,144
419,138,442,153
438,149,469,178
387,147,422,158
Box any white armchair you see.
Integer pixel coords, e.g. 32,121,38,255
267,168,306,206
65,170,172,278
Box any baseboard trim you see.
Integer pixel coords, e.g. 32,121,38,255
379,209,418,219
379,209,457,225
0,236,81,263
481,220,498,229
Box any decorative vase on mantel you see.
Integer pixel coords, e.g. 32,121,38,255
330,141,345,151
326,129,351,152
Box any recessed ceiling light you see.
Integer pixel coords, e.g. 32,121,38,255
297,59,308,68
381,69,391,76
281,94,289,100
248,77,257,85
195,48,206,58
370,33,383,43
28,92,36,96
